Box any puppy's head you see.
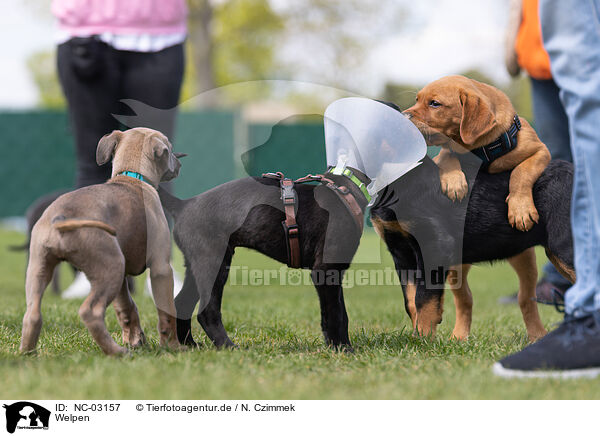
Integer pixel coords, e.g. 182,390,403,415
96,127,184,185
403,75,514,151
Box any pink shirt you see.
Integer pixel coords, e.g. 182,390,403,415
52,0,188,36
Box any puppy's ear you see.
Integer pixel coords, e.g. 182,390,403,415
96,130,123,165
459,90,496,145
152,136,177,173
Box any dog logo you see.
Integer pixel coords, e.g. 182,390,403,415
287,270,303,286
3,402,50,433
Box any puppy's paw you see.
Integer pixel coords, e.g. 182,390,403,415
507,194,539,231
108,345,130,357
121,325,147,348
527,327,548,343
166,338,186,352
128,330,147,349
440,170,469,201
451,326,470,341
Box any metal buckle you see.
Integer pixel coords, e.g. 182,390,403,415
481,146,490,162
505,131,513,150
281,182,295,201
331,165,344,175
285,223,299,237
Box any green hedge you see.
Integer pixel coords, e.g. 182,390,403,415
0,110,238,217
0,111,339,217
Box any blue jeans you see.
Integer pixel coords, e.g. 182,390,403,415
530,77,572,287
540,0,600,316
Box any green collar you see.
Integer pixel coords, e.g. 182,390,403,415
328,167,371,202
118,171,153,187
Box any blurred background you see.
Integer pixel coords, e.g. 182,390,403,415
0,0,530,220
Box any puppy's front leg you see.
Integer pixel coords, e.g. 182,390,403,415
504,147,550,231
434,148,469,201
149,261,180,349
415,284,444,337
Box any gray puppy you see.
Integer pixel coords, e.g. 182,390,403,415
20,128,184,355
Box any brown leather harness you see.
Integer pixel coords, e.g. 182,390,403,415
262,171,366,268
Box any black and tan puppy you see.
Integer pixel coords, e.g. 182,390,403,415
371,152,574,339
159,170,369,351
20,128,183,355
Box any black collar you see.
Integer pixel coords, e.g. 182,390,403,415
470,115,521,168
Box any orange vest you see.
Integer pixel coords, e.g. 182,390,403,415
515,0,552,80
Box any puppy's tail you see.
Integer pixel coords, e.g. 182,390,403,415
8,241,30,251
158,186,185,218
52,216,117,236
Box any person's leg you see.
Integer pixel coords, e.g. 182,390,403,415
116,44,185,295
57,38,121,188
57,39,123,299
529,77,572,162
529,78,572,296
541,262,570,288
543,1,600,317
117,43,184,198
117,43,185,139
494,0,600,378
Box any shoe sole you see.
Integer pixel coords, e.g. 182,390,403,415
493,362,600,379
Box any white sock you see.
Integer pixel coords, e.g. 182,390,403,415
61,271,91,299
145,264,184,299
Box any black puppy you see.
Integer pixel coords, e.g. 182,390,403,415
159,171,369,350
371,153,574,336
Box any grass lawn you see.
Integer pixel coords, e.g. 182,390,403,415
0,227,597,399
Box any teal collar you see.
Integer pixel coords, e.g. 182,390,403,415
118,171,153,187
328,167,371,202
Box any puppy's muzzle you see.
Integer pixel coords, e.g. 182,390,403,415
161,152,186,181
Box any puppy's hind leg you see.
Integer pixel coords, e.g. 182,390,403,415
508,248,547,341
20,246,59,354
113,278,146,348
311,265,352,352
448,264,473,340
78,242,128,355
197,249,236,348
50,268,61,295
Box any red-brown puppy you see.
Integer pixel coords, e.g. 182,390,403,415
404,75,551,232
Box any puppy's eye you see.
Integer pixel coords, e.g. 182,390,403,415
429,100,442,108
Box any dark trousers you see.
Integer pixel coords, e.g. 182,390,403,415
57,38,185,188
530,77,572,162
530,77,572,287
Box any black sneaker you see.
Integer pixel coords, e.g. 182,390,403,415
535,279,568,306
498,278,569,306
493,312,600,379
